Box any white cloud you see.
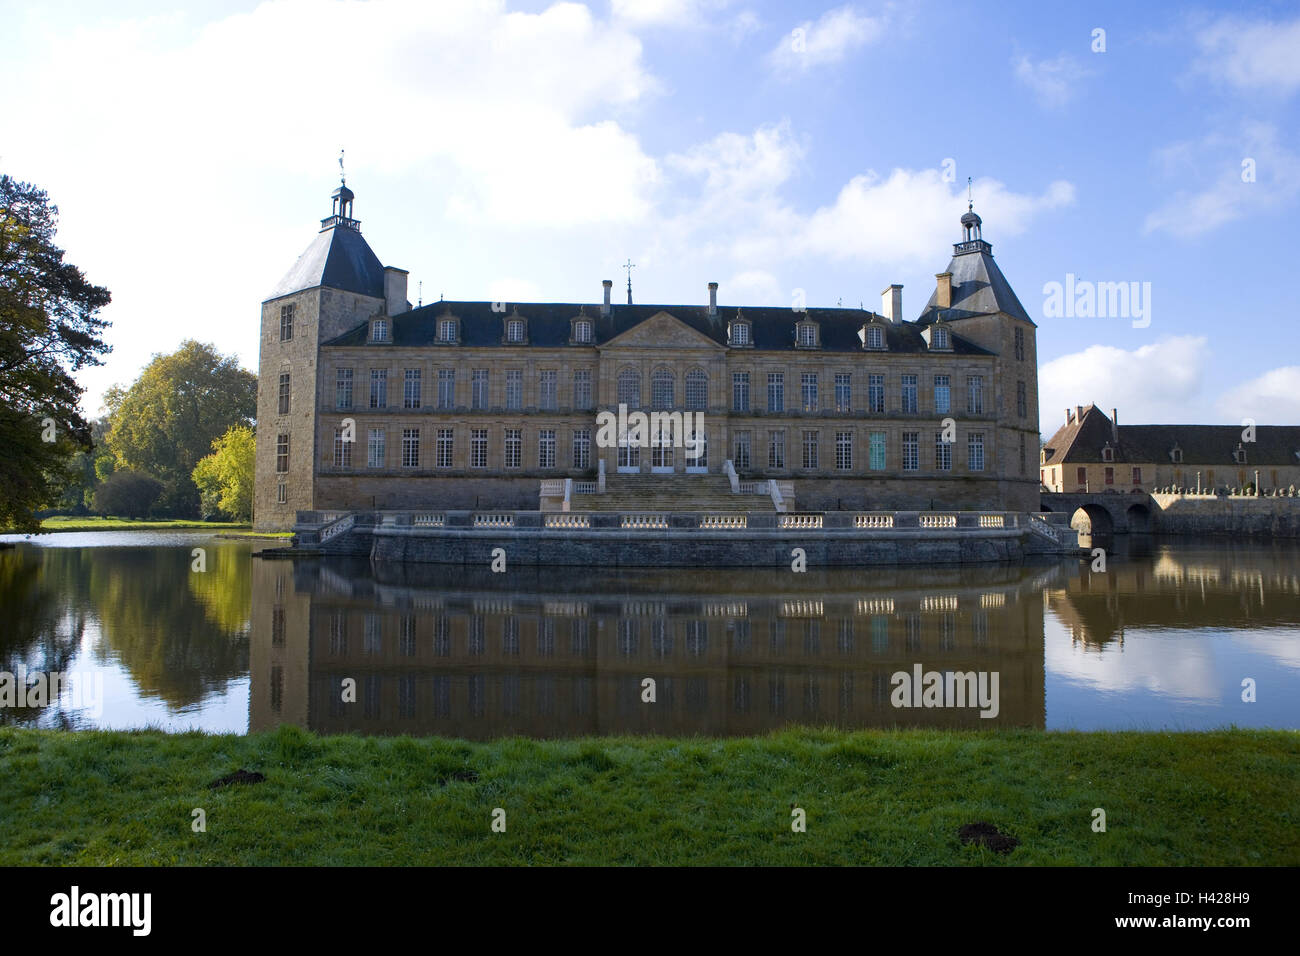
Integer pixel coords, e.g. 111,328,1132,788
611,0,708,27
1144,122,1300,238
1218,366,1300,423
1012,53,1092,109
724,269,784,306
484,277,545,304
1038,336,1212,430
767,5,885,76
1193,15,1300,96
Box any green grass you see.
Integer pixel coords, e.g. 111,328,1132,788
0,726,1295,865
17,516,253,533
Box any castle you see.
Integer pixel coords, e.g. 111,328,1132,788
253,182,1040,531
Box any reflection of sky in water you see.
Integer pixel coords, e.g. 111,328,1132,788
1044,612,1300,730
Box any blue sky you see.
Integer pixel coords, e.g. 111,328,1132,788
2,0,1297,435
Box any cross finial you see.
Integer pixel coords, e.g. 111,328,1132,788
623,258,635,305
339,148,346,186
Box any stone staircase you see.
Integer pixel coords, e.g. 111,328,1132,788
574,474,775,512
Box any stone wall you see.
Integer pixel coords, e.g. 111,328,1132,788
1151,494,1300,538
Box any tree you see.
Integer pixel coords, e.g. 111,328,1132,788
192,424,255,521
0,174,112,531
105,341,256,517
92,470,163,518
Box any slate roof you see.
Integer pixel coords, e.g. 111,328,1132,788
321,301,997,355
1042,405,1300,466
916,243,1034,326
267,221,386,301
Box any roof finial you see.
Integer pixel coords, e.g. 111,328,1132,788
967,175,972,212
339,148,346,186
623,258,635,305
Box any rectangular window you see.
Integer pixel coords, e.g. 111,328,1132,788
505,429,522,469
802,430,819,469
572,429,591,469
437,368,454,409
471,429,488,469
276,434,289,473
1016,380,1027,419
968,432,985,472
276,482,287,504
835,431,853,471
367,428,385,468
539,370,557,410
834,373,851,412
767,372,784,413
335,368,353,410
401,428,419,468
768,430,785,469
935,432,952,471
733,372,750,412
505,370,522,410
933,375,950,415
801,373,818,412
369,369,387,409
1014,326,1025,361
538,429,556,468
1077,466,1087,486
967,376,984,415
333,427,352,468
279,304,294,341
901,374,917,414
1019,433,1027,476
733,430,751,470
573,369,592,410
404,368,422,409
472,369,489,409
869,432,886,470
278,372,290,415
1105,466,1114,485
868,374,885,414
902,431,919,472
436,428,454,469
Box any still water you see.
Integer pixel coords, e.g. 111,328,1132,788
1,533,1297,736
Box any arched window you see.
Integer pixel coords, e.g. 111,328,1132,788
573,319,593,344
652,367,675,409
685,368,708,410
1102,445,1114,462
729,320,751,346
617,367,641,409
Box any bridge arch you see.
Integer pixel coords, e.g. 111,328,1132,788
1070,504,1114,536
1126,501,1152,533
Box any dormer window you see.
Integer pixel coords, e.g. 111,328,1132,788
1102,444,1114,462
729,319,751,347
370,318,389,343
1170,446,1183,464
1234,444,1247,465
932,326,949,349
437,318,458,343
796,321,818,348
572,318,593,344
505,317,526,344
863,325,885,350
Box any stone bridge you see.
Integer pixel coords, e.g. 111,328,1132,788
1040,492,1155,534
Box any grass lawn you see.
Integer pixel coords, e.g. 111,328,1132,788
23,516,253,533
0,726,1295,865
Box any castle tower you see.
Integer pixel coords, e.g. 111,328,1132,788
917,203,1040,511
253,180,406,530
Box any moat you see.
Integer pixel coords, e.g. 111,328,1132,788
1,532,1297,736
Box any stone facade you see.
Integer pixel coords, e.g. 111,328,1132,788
254,186,1041,530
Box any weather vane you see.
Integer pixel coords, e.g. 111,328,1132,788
339,148,346,186
967,175,972,211
623,258,635,305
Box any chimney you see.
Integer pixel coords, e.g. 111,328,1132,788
708,281,718,316
1111,408,1119,443
1065,408,1074,425
601,279,612,316
880,284,903,324
1076,405,1086,423
383,267,409,316
935,272,952,310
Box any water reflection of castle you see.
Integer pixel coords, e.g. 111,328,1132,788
1045,541,1300,648
250,560,1050,738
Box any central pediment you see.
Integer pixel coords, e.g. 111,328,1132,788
599,310,726,351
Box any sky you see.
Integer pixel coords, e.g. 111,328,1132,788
2,0,1297,438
